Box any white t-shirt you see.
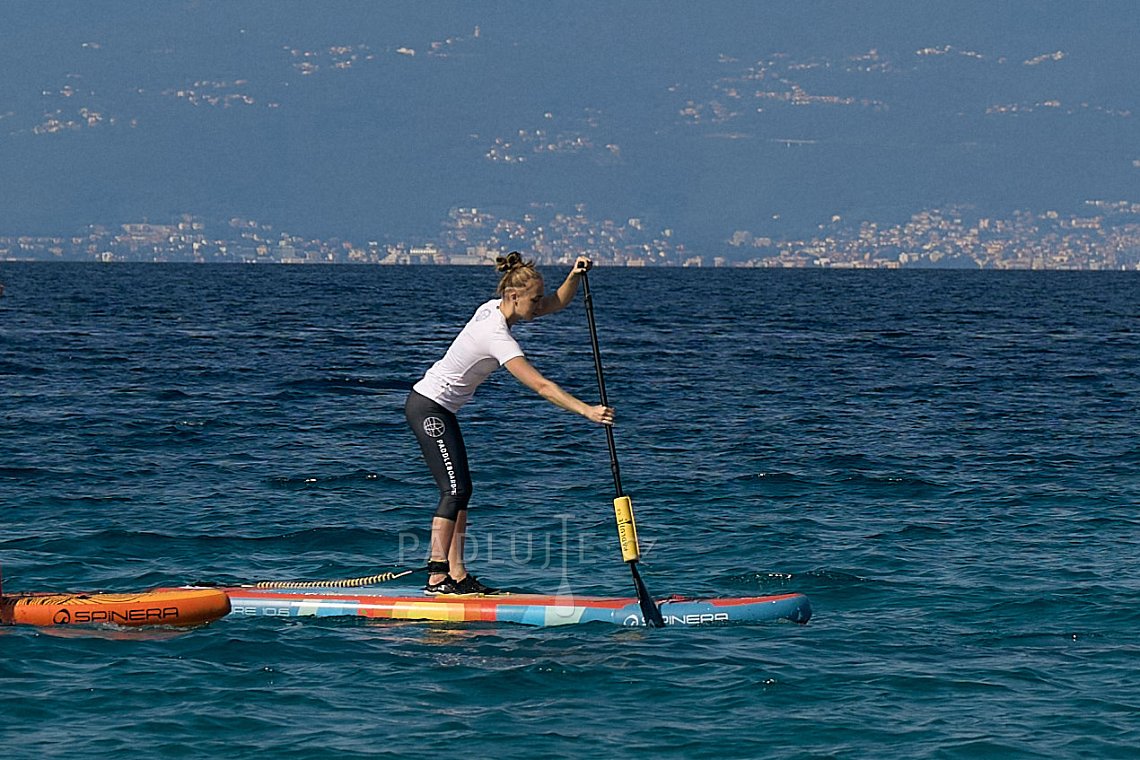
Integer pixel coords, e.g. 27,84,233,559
413,299,525,412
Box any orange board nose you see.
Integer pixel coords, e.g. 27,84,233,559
0,587,231,627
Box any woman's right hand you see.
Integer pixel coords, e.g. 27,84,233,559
585,404,615,425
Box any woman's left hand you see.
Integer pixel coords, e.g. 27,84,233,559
573,256,593,274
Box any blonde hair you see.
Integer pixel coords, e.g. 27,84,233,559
494,251,542,295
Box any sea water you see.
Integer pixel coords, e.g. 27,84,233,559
1,263,1137,758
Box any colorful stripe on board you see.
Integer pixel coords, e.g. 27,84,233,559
223,586,812,627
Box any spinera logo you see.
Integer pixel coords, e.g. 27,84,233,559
423,417,446,438
53,609,71,624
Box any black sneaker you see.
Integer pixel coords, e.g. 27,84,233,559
423,576,460,595
451,574,500,595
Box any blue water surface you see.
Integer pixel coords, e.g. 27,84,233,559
1,263,1138,758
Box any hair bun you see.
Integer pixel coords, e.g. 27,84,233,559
494,251,525,273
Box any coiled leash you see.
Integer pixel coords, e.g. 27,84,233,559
251,565,428,589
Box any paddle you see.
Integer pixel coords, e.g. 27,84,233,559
578,265,666,628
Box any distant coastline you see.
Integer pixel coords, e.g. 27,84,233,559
3,200,1139,270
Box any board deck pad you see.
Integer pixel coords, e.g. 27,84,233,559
224,586,812,627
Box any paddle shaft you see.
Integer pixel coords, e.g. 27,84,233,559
580,273,624,498
579,269,665,628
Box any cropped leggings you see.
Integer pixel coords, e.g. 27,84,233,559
405,390,473,521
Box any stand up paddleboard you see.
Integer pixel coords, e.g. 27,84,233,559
0,587,231,628
224,586,811,627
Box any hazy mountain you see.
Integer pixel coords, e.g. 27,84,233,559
2,0,1137,250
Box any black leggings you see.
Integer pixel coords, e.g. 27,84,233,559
405,390,472,521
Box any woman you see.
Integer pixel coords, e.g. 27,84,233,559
405,252,614,595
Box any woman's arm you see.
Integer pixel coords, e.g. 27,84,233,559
536,256,591,317
504,356,613,425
